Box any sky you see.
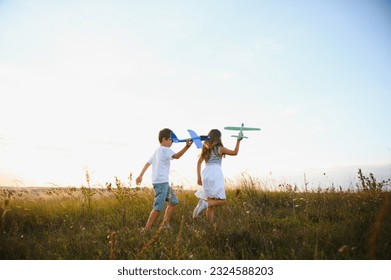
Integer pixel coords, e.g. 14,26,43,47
1,0,390,189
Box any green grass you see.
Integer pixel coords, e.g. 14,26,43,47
1,183,390,260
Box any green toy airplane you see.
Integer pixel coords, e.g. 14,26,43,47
224,123,261,139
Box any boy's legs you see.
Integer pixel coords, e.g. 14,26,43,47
145,204,175,230
145,183,168,230
162,204,176,226
162,185,178,227
146,183,178,230
145,209,160,230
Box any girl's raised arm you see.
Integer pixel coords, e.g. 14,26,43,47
220,139,241,156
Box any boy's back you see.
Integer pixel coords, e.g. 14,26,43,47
148,146,175,184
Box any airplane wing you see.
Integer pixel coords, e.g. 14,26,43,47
231,135,248,139
224,126,242,130
187,129,203,148
241,127,261,131
224,126,260,131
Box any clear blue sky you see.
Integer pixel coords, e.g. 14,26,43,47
1,0,390,188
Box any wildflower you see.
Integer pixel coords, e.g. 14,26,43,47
338,245,349,253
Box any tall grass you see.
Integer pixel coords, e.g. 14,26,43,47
0,172,390,260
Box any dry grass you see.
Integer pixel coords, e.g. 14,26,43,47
0,180,390,260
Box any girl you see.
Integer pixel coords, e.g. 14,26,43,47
193,129,242,222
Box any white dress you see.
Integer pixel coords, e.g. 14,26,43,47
195,147,226,200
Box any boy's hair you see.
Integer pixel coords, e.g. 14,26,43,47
201,129,223,163
158,128,173,143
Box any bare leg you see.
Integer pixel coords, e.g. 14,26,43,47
145,209,160,230
206,206,214,221
206,198,225,222
163,204,176,226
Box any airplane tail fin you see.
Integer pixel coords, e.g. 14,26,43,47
170,132,180,143
231,135,248,139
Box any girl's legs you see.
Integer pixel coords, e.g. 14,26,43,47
206,198,225,222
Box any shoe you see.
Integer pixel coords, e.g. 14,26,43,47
193,199,208,218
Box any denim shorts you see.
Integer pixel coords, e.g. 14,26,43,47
153,182,179,211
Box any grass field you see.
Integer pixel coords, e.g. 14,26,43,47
1,173,390,260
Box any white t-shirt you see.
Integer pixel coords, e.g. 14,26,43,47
148,146,175,184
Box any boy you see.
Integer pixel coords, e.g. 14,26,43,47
136,128,192,230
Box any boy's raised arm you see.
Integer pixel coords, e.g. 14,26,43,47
172,139,193,159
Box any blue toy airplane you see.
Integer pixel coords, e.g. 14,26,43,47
171,130,210,148
224,123,261,139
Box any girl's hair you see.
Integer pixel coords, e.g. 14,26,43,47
201,129,223,163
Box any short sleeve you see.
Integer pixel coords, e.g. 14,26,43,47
164,147,175,160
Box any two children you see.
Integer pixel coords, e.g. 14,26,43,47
136,128,241,230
